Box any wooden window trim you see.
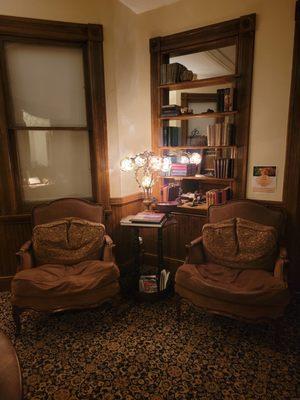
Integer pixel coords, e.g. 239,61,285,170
0,15,110,215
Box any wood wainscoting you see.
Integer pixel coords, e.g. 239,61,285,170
0,214,32,290
0,194,287,292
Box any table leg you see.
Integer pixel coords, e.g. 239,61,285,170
157,227,164,291
133,227,140,290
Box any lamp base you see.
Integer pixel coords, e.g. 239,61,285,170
143,198,153,211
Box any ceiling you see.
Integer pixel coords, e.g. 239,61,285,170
119,0,180,14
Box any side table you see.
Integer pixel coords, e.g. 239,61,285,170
120,215,177,300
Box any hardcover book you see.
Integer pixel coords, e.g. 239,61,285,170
130,212,166,224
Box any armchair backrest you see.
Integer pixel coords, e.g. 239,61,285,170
208,200,284,237
32,198,103,227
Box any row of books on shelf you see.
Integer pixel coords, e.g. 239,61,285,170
169,163,197,177
206,187,232,206
160,63,194,85
161,104,181,117
207,123,235,146
139,269,170,293
162,126,181,146
214,158,234,178
217,88,236,112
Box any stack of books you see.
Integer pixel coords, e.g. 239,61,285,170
130,212,166,224
161,104,181,117
162,126,181,146
139,275,157,293
206,123,235,146
139,269,170,293
170,163,197,177
160,184,180,201
206,187,232,206
217,88,236,112
214,158,234,178
160,63,194,84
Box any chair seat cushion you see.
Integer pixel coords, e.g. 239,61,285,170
11,260,119,299
175,263,289,306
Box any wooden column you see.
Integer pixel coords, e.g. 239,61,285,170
283,0,300,293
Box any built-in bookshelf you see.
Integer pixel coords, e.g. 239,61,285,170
150,15,255,215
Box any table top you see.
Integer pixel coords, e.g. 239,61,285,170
120,215,177,229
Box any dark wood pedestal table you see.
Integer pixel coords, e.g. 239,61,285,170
120,215,177,300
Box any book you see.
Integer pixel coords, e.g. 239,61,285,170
159,269,170,291
130,212,166,224
160,63,194,84
206,123,235,146
206,187,232,206
161,127,181,146
217,87,236,112
139,275,158,293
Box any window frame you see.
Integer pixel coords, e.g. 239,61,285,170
0,15,110,214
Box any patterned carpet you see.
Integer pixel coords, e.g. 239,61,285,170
0,291,299,400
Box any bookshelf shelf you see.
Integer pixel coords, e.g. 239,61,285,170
159,176,236,184
160,111,237,120
159,74,239,91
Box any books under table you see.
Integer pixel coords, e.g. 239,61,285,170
130,212,166,224
139,269,170,293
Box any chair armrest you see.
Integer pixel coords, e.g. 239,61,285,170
274,246,289,282
16,240,34,271
102,235,116,262
185,236,205,264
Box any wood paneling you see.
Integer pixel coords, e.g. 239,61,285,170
283,0,300,292
0,214,31,290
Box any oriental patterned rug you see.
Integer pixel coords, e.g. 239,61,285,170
0,291,299,400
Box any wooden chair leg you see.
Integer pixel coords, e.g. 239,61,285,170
12,306,22,337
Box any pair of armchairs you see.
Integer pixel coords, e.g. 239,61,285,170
175,201,290,322
11,198,120,335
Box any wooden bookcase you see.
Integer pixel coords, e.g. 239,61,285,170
150,14,256,215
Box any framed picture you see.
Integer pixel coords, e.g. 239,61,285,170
252,166,276,193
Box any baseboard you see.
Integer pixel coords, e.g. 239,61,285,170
0,276,12,291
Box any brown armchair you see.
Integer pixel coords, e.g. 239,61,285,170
11,198,120,334
175,200,290,322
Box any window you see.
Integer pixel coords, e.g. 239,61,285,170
0,16,109,213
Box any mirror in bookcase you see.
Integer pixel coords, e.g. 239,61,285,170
169,44,236,81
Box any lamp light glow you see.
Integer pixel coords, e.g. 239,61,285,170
180,155,190,164
120,157,134,171
190,152,202,165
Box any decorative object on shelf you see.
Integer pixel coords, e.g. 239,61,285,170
180,106,193,115
187,129,208,146
120,150,171,210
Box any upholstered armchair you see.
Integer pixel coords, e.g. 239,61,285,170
11,198,120,334
175,200,290,322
